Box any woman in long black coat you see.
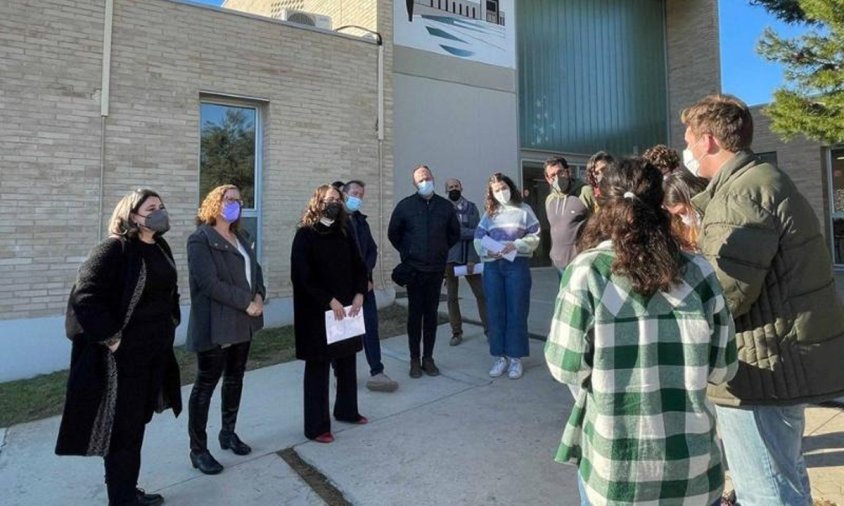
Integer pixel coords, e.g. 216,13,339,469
185,184,265,475
56,189,182,506
291,184,369,443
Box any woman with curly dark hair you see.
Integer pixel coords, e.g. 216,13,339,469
186,184,265,475
545,158,737,506
585,151,614,207
291,184,368,443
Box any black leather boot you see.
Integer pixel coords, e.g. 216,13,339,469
219,431,251,455
135,488,164,506
219,345,250,455
189,450,223,475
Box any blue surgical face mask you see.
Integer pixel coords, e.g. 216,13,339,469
417,180,434,197
221,201,241,222
345,195,362,213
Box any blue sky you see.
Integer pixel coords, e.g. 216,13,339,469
188,0,807,107
719,1,810,106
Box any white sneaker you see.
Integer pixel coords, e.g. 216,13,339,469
489,356,508,377
508,358,523,379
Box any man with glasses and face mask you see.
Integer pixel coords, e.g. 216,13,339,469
388,165,460,378
544,157,595,274
684,94,844,506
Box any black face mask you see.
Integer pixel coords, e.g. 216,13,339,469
448,189,462,202
323,202,342,220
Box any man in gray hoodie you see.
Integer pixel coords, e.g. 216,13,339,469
544,157,595,273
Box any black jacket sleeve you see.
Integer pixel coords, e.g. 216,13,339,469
445,204,461,248
388,200,405,252
69,238,125,343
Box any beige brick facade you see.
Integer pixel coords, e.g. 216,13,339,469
0,0,392,320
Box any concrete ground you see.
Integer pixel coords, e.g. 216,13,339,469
0,266,842,505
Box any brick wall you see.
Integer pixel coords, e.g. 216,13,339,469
665,0,721,150
0,0,392,320
0,0,105,318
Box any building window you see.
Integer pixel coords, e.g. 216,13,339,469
830,147,844,265
199,100,263,253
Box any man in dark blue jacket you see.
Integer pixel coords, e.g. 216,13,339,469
342,180,398,392
388,165,460,378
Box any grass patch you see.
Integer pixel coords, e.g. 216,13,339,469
0,303,427,428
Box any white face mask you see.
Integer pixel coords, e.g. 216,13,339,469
680,212,695,226
493,189,511,205
682,148,701,177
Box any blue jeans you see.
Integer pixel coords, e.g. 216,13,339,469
716,404,812,506
483,257,531,358
361,289,383,376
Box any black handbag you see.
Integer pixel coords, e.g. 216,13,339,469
391,262,416,287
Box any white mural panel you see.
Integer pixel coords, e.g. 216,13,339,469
394,0,516,69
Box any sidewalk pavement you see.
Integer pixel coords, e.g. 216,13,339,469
0,266,842,505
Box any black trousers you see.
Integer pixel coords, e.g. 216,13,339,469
188,341,251,453
104,334,166,506
303,355,359,439
406,270,445,360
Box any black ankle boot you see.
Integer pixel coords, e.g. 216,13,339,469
190,450,223,475
135,488,164,506
219,431,252,456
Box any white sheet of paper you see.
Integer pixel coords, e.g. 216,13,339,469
453,263,484,276
324,305,366,344
480,236,517,262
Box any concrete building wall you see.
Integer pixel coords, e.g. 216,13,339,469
392,70,519,205
665,0,721,151
0,0,391,380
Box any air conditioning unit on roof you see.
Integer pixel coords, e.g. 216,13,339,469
280,9,332,30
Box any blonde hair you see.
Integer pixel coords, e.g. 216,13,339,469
196,184,239,230
108,188,162,239
680,94,753,152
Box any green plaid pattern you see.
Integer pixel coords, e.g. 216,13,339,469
545,241,737,506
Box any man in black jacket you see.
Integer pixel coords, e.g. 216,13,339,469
388,165,460,378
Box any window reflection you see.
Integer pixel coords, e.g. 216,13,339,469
831,148,844,265
199,103,257,209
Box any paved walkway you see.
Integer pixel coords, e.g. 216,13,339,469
0,267,842,505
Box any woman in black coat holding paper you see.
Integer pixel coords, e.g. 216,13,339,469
291,184,368,443
56,188,182,506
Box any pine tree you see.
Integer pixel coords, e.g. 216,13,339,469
755,0,844,143
750,0,808,23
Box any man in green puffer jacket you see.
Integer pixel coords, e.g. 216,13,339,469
683,94,844,506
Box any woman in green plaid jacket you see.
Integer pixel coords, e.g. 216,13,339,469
545,158,738,506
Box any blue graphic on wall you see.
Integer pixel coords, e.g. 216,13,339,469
395,0,515,69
